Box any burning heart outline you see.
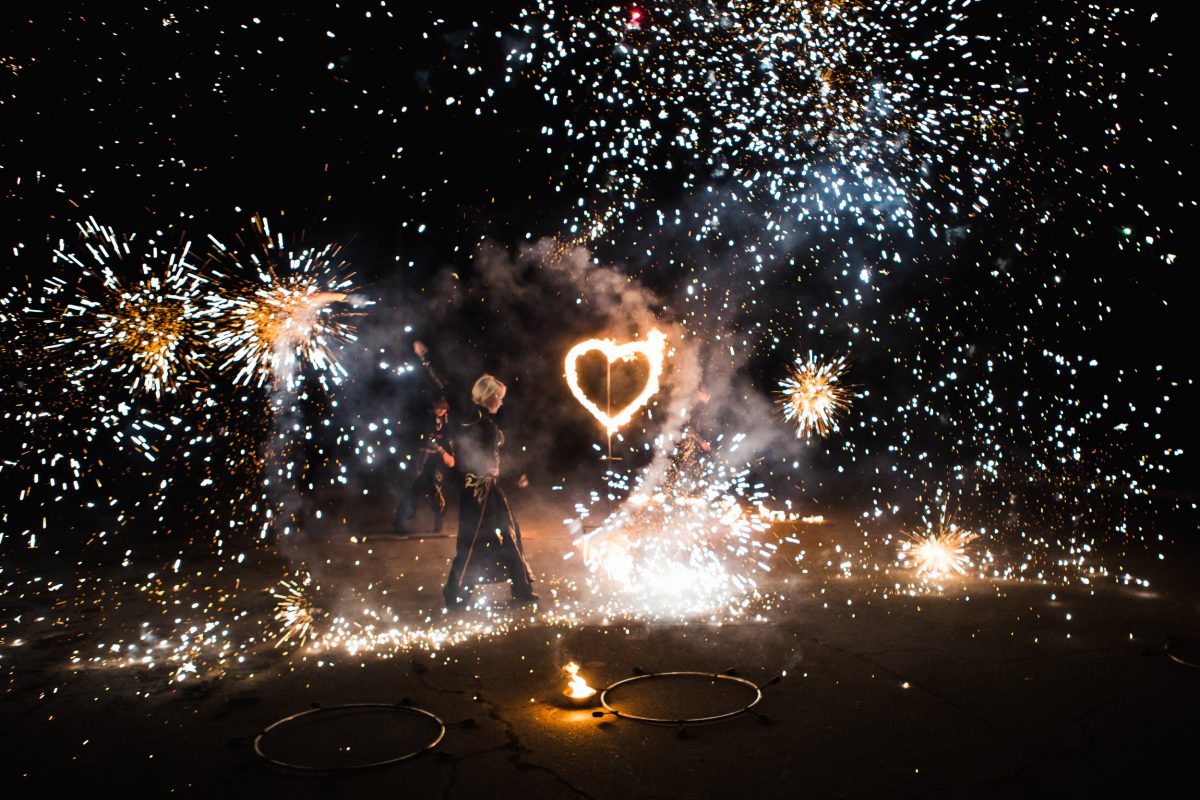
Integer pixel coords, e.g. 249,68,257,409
564,329,667,436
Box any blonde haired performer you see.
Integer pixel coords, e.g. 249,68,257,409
414,342,537,609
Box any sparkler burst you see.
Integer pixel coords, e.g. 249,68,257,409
0,212,372,553
499,1,1124,247
208,216,361,391
272,571,325,648
0,222,217,528
260,563,582,658
899,508,979,580
48,219,213,398
777,352,851,439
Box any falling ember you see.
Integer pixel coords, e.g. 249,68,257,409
777,353,851,440
563,661,597,704
564,328,666,436
900,515,979,580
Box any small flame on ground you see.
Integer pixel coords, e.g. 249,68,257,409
564,661,597,699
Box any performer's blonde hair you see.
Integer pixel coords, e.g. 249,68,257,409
471,374,506,407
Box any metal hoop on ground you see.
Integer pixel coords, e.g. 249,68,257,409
253,702,446,771
599,671,764,725
1165,638,1200,670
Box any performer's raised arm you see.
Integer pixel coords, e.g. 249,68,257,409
394,341,455,535
413,340,447,393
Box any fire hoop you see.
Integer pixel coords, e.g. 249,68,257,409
253,703,446,771
1165,638,1200,670
597,671,769,726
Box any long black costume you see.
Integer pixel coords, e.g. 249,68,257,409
443,406,535,607
395,400,454,533
417,352,535,608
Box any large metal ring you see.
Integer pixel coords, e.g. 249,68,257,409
253,703,446,771
1166,639,1200,670
600,671,763,725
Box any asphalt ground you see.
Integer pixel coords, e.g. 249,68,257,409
2,488,1198,798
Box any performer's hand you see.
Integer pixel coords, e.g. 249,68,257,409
516,474,529,489
413,340,428,359
442,453,455,469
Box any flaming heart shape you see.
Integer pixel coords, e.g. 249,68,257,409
565,329,667,436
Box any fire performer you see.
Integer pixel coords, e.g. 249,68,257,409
662,386,713,496
395,342,457,534
394,396,456,535
413,343,538,609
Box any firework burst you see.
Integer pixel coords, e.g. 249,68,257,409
497,0,1109,246
899,509,979,580
777,353,851,439
272,571,326,648
48,218,212,398
0,222,221,531
207,216,362,391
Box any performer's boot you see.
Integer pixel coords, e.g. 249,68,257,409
432,512,444,534
394,489,415,533
505,538,538,603
511,589,540,604
510,574,539,604
443,584,469,611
